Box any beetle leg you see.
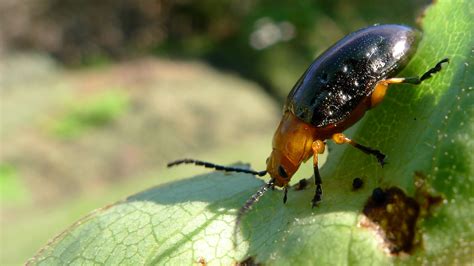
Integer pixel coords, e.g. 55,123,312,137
332,133,386,166
311,140,325,207
234,178,275,247
371,58,449,108
402,58,449,84
370,80,390,108
283,186,288,204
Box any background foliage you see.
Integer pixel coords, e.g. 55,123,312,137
1,0,429,98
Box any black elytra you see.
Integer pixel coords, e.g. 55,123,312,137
286,25,419,127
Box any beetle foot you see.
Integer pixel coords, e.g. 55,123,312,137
311,197,321,208
376,152,387,167
311,185,322,208
351,142,387,167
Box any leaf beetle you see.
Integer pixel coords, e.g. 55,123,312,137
168,24,448,220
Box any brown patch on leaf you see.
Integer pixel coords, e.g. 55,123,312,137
361,187,420,255
360,173,444,256
414,171,444,216
197,257,207,266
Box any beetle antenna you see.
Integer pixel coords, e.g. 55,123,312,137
167,159,267,176
233,178,275,247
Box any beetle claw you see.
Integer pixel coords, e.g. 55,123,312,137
311,197,321,208
377,153,387,167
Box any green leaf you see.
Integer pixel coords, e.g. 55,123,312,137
28,0,473,265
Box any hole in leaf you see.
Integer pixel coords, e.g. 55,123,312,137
360,177,444,255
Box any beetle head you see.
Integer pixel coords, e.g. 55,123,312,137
266,149,299,187
266,112,316,187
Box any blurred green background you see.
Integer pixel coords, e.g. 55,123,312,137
0,0,430,264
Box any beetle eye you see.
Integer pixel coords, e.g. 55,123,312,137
278,165,289,178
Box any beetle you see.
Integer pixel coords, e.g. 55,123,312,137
168,24,448,218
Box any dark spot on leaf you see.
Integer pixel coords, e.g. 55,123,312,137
362,187,420,254
294,178,308,190
352,177,364,190
237,256,260,266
